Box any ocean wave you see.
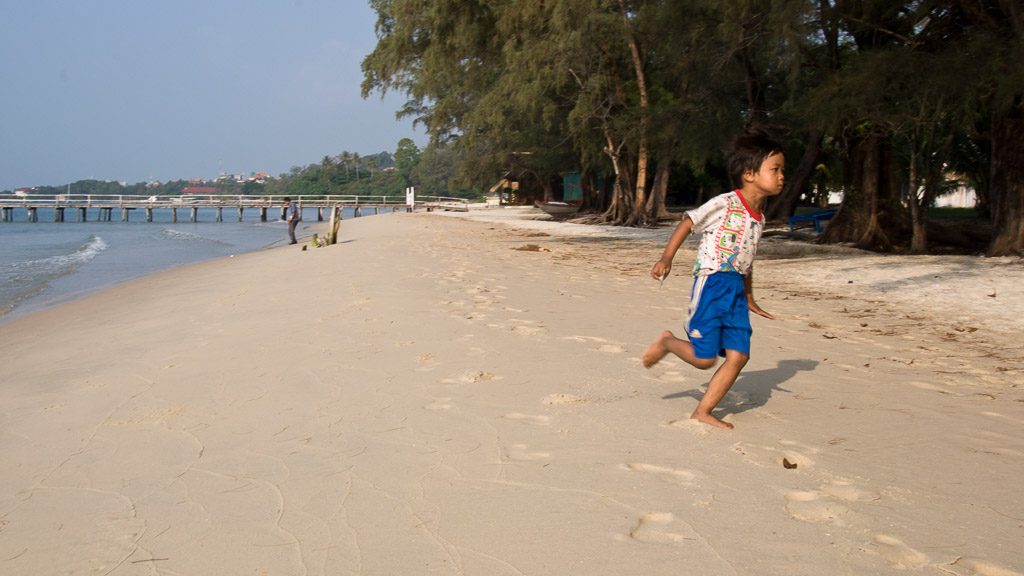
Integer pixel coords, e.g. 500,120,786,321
14,235,108,274
159,228,233,246
0,235,108,318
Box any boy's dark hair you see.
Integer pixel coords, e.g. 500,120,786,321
727,129,783,188
283,197,292,202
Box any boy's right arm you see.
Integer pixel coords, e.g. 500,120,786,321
650,216,693,280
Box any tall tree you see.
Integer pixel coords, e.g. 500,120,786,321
394,138,421,187
810,1,917,251
953,0,1024,255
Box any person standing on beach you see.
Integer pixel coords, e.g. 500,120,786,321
642,131,784,429
283,197,299,245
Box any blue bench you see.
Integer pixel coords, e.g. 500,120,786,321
787,208,837,233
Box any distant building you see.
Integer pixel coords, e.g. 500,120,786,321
935,185,977,208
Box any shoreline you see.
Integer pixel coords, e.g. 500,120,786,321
1,210,1022,575
0,219,317,327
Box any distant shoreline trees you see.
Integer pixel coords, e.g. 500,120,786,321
7,140,477,201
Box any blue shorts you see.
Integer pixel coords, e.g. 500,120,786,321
686,272,752,359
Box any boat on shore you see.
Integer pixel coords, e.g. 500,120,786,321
534,200,582,216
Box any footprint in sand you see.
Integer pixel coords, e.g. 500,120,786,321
542,393,588,405
439,371,499,385
505,444,551,461
784,490,851,525
869,534,929,569
950,558,1024,576
425,398,455,411
821,480,879,503
909,380,960,396
455,308,488,322
783,478,878,527
656,371,688,383
562,335,608,343
510,319,546,337
663,419,711,436
503,413,551,426
628,513,697,544
414,352,440,372
981,411,1024,425
623,463,697,485
563,335,624,351
733,440,817,469
512,325,546,337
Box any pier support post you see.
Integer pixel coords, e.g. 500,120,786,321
78,207,87,222
238,207,244,222
172,208,178,223
260,207,267,222
28,207,38,222
54,207,65,222
317,207,324,222
190,207,198,223
280,207,287,221
121,208,130,222
146,208,153,223
216,207,223,222
2,207,11,222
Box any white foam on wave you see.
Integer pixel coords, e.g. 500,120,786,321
18,235,108,274
0,235,109,318
159,228,232,246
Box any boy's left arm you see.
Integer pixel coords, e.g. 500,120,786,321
745,272,775,320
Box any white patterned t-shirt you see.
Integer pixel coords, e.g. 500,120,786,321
685,190,764,277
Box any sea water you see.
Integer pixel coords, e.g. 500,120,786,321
0,207,346,323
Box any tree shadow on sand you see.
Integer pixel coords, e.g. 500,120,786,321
662,359,818,416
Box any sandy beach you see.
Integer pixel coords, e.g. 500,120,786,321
1,208,1022,575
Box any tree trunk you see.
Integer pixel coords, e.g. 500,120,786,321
987,99,1024,256
821,134,901,251
602,132,634,224
619,0,651,227
645,162,672,220
907,145,927,254
765,130,823,221
539,173,555,202
581,170,605,212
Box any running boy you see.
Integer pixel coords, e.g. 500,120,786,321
642,131,784,429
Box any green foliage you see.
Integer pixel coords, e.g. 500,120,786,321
394,138,420,186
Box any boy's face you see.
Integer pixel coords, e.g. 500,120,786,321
746,152,785,196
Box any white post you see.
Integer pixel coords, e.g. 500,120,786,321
405,186,415,209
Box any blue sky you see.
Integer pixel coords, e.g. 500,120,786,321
0,1,423,191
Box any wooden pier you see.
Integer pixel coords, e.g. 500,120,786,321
0,194,469,223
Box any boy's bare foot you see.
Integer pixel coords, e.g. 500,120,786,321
691,411,734,430
642,330,675,368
